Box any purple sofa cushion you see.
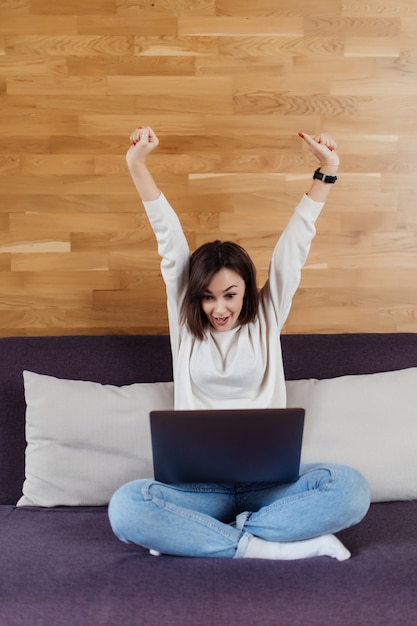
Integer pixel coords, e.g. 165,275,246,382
1,501,416,625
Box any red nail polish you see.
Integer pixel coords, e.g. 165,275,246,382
298,132,304,139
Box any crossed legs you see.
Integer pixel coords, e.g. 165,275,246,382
108,463,370,560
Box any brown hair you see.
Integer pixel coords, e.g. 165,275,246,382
181,240,259,340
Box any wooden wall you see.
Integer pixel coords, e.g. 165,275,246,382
1,0,417,336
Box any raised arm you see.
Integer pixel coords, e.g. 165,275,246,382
261,132,340,328
126,127,190,337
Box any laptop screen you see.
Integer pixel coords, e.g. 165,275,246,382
149,408,305,484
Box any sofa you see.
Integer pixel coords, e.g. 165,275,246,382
1,333,417,626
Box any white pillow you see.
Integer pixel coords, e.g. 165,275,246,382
18,371,174,507
286,368,417,503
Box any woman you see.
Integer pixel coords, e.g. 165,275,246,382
108,127,370,560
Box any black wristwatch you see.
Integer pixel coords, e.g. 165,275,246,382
313,168,338,184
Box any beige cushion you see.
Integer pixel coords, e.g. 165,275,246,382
18,371,173,507
286,368,417,502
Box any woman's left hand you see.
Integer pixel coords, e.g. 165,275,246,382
298,132,339,170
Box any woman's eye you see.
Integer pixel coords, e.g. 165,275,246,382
226,293,236,298
202,295,213,301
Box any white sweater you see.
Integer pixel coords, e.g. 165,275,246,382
143,193,324,410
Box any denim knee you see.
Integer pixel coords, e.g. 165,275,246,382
355,468,371,521
338,464,371,526
108,479,149,542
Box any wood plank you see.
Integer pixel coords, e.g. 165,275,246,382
5,35,134,56
77,16,177,36
29,0,117,15
219,36,344,57
0,16,78,35
11,252,108,271
177,16,304,36
216,0,339,17
115,0,214,17
106,76,233,114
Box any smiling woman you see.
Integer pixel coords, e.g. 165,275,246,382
107,125,370,563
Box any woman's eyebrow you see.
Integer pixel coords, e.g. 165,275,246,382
203,284,238,295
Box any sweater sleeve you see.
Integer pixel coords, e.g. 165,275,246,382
142,193,190,337
260,194,324,330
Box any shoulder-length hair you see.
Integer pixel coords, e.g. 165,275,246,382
181,240,259,340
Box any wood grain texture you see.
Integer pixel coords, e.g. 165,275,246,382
1,0,417,336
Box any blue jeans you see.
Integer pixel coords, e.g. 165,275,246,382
108,463,370,558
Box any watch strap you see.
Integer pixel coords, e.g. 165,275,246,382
313,168,338,184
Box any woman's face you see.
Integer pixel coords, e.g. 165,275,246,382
200,268,246,332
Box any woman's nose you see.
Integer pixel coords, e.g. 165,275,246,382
213,300,227,314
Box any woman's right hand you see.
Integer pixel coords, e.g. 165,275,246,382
125,126,161,201
126,126,159,168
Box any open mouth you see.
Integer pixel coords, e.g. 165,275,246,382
213,316,230,327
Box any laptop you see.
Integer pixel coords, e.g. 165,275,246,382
149,408,305,484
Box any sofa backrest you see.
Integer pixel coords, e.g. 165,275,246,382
1,333,417,505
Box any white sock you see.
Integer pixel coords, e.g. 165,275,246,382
243,534,351,561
